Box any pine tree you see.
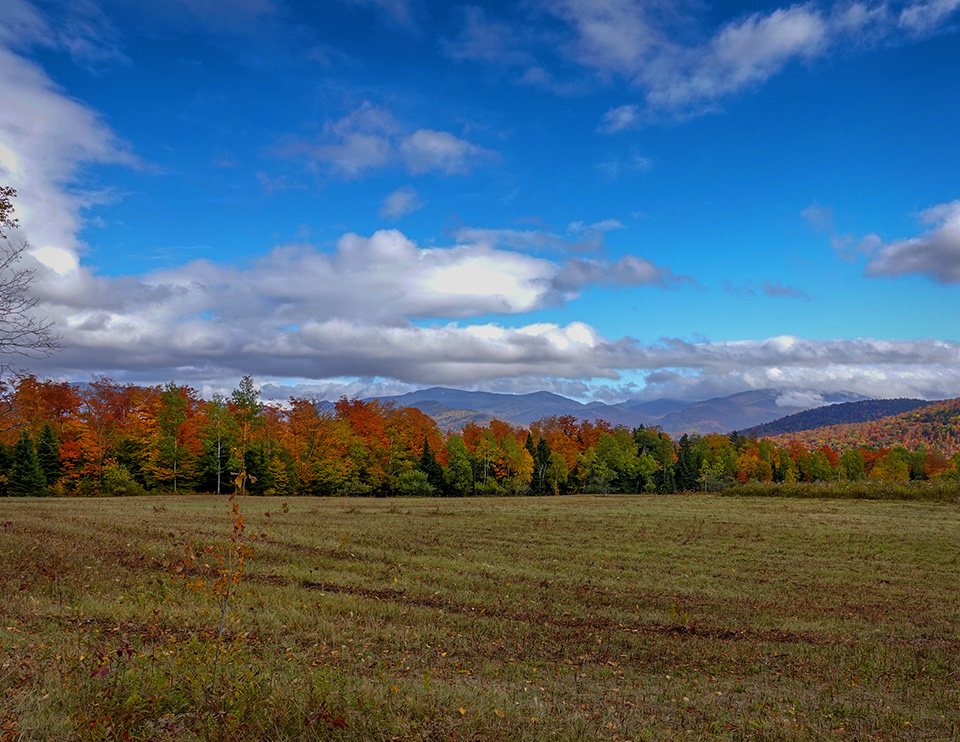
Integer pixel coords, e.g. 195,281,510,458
675,434,699,492
0,443,11,497
36,422,61,487
10,429,46,497
419,439,444,493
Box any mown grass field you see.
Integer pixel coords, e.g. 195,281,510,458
2,494,959,741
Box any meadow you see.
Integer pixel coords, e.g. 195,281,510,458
1,494,958,741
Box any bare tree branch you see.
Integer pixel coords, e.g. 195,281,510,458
0,187,62,378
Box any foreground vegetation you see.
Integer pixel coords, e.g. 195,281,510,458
724,479,960,501
2,494,959,741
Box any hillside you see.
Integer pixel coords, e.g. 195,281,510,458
770,397,960,455
744,398,931,437
655,389,863,435
375,387,864,435
397,400,494,432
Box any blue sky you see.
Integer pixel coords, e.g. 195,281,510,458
1,0,959,404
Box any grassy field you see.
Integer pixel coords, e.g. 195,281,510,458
1,494,959,741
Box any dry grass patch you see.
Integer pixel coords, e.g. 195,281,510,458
1,494,959,740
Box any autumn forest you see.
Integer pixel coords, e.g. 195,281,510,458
2,374,958,499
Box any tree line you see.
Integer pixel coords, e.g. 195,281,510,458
1,375,957,497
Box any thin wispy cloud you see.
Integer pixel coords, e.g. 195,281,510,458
274,103,499,179
379,185,424,219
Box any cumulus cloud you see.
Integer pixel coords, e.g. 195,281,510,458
69,228,676,317
274,103,498,179
625,335,960,402
0,42,139,276
379,185,424,219
33,315,960,403
864,200,960,282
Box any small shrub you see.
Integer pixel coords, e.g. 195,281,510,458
395,469,435,497
100,463,145,497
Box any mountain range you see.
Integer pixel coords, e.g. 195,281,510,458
741,398,933,438
373,387,866,435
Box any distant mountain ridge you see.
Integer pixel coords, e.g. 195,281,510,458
743,398,932,438
372,386,870,435
767,397,960,455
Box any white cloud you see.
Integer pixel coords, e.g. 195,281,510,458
468,0,956,123
0,44,139,275
567,219,624,233
644,5,829,110
379,185,424,219
275,103,498,179
541,0,666,76
21,216,695,388
399,129,499,175
864,200,960,282
0,0,50,49
900,0,960,32
32,309,960,402
598,104,642,133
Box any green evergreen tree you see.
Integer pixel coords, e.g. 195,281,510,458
675,434,699,492
36,422,61,488
10,429,46,497
0,443,12,497
418,439,444,492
